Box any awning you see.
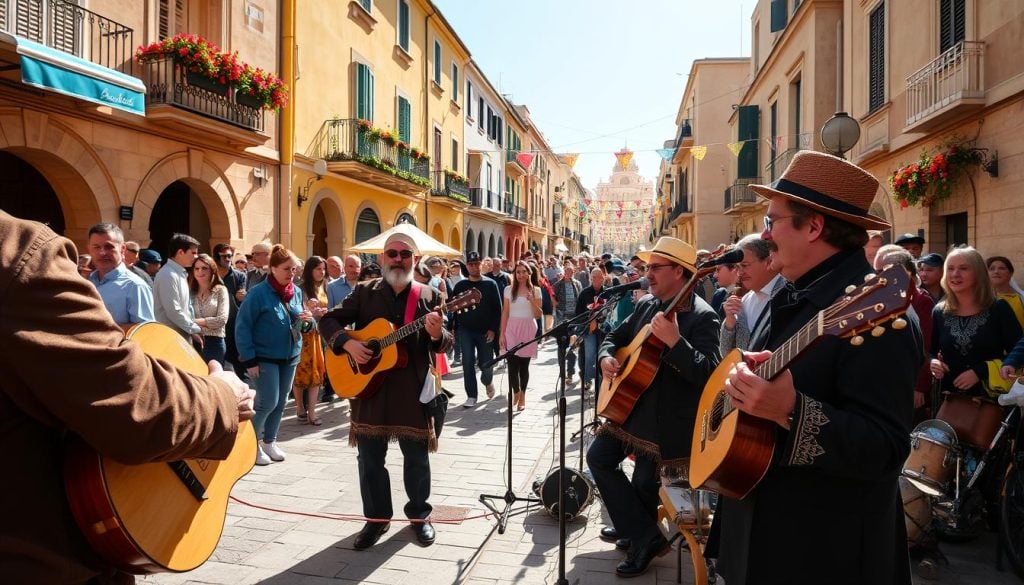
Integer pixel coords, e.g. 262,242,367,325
13,37,145,116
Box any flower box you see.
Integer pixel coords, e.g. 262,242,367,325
185,70,229,96
235,91,263,109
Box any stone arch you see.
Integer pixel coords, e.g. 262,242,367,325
131,150,239,248
488,233,496,257
0,108,119,242
450,226,460,251
395,208,417,226
498,236,505,257
306,187,345,256
465,228,475,253
431,222,444,244
476,232,485,255
870,185,896,242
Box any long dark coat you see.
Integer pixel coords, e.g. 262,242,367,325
597,294,721,467
708,249,922,585
319,279,452,448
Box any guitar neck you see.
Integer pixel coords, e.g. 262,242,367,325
380,313,431,349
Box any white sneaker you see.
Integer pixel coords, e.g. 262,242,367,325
261,441,286,462
463,397,477,408
255,444,272,466
485,384,496,399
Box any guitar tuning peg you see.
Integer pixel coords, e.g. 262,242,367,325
892,318,907,330
850,335,865,346
864,273,876,282
871,325,885,337
844,285,857,294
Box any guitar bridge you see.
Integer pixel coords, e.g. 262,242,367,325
699,411,707,451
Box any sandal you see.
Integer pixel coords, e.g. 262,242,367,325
296,410,308,421
308,417,323,426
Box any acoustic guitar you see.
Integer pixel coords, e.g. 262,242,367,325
689,265,912,499
596,262,717,425
63,322,257,574
326,288,481,399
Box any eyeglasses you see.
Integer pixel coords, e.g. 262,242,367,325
763,215,796,232
219,253,234,258
384,249,414,259
646,263,675,272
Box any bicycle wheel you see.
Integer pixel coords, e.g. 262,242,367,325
1000,463,1024,580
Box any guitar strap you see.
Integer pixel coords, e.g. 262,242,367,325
405,282,422,325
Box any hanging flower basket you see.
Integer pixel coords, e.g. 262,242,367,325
890,137,985,208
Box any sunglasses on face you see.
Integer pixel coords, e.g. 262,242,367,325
384,249,414,259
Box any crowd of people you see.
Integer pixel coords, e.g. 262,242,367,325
10,149,1024,583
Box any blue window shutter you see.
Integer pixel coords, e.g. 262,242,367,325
770,0,788,33
737,105,759,179
433,41,441,84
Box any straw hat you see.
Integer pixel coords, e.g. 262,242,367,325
636,237,697,271
750,151,890,230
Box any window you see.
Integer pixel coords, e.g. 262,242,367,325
769,101,779,179
737,105,759,179
753,22,760,72
868,3,885,112
355,62,374,121
397,95,411,142
790,77,802,145
397,212,417,226
939,0,965,53
433,40,442,85
433,128,442,171
466,81,473,117
360,0,372,12
452,63,459,102
451,138,460,172
397,0,409,52
159,0,187,39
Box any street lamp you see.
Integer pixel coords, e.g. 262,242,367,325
820,112,861,160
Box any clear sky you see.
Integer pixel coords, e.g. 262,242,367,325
433,0,753,192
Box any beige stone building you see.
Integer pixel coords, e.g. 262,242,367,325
726,0,844,241
669,58,750,250
592,151,655,257
845,0,1024,261
0,0,282,254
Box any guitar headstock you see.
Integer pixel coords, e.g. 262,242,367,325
822,264,912,345
444,288,482,314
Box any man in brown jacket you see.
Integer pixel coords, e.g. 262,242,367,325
0,211,255,584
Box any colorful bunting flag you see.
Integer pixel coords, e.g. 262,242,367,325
727,141,745,157
516,152,535,169
656,148,675,161
691,146,708,161
563,153,579,169
615,149,634,170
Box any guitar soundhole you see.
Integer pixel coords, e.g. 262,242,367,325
709,392,726,434
365,339,381,358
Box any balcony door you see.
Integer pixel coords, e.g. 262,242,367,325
158,0,223,47
11,0,81,58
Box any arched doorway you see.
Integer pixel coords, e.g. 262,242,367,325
477,232,485,256
0,151,65,234
431,223,444,245
397,212,416,226
488,234,496,258
450,226,460,251
355,208,382,244
312,205,329,258
149,180,212,256
465,228,475,253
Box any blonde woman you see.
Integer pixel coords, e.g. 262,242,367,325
189,253,230,366
500,261,542,411
930,247,1022,397
293,256,329,425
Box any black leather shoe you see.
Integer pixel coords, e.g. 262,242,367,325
599,526,619,541
353,522,389,550
413,521,435,546
615,533,670,578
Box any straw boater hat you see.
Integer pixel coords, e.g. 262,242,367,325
636,237,697,272
750,150,891,230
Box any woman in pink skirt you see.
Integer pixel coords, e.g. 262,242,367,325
500,261,543,411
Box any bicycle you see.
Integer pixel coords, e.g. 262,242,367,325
997,405,1024,579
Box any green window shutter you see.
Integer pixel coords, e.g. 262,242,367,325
737,105,759,179
770,0,788,33
398,97,411,143
398,1,409,51
452,65,459,101
433,41,441,84
356,63,367,120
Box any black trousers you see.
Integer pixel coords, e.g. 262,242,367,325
356,435,432,520
507,355,531,393
586,432,661,544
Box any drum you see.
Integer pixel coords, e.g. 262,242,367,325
903,419,958,496
936,393,1005,449
900,476,932,545
536,468,594,520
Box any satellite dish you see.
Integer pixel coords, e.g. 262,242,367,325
312,159,328,177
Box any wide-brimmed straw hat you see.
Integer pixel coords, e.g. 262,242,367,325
750,151,890,230
636,237,697,272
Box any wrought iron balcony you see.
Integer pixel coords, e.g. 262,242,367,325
676,119,694,148
306,119,431,195
503,199,527,222
905,41,985,131
142,57,264,132
765,148,800,182
431,171,470,204
1,0,134,74
724,178,761,212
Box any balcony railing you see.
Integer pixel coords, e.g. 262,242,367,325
724,178,761,210
765,148,800,182
143,57,264,132
1,0,134,74
431,171,470,203
905,41,985,128
306,119,431,189
503,200,527,222
676,119,694,147
469,188,504,213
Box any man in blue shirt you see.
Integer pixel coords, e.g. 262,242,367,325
327,254,362,309
86,223,153,327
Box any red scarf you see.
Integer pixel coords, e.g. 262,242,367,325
268,275,294,303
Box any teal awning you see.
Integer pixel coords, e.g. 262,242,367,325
14,37,145,116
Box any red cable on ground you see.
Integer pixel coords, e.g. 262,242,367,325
228,495,498,524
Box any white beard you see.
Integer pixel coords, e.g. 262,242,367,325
384,266,413,288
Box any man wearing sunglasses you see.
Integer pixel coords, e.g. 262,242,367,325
319,233,453,550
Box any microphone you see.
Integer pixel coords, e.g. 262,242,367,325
697,248,744,269
598,277,649,299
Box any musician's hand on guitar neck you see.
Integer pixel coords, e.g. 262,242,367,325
424,311,444,340
344,339,374,364
725,350,797,430
208,360,256,422
650,311,681,348
600,356,621,379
